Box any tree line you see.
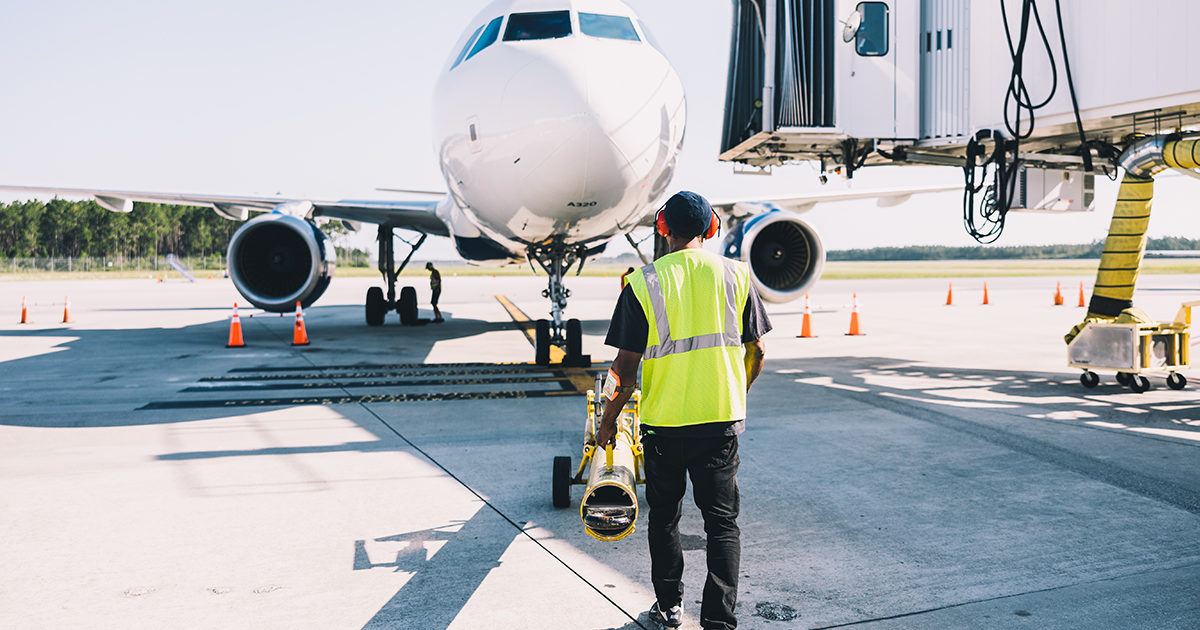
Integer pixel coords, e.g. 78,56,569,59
2,198,1195,261
827,237,1200,261
0,199,238,258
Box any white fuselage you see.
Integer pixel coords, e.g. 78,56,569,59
432,0,685,258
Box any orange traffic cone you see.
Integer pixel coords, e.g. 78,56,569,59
1078,282,1086,307
19,296,29,324
1054,281,1064,306
799,294,815,338
945,282,953,306
982,282,990,305
226,302,245,348
846,293,864,336
292,301,310,346
62,296,71,323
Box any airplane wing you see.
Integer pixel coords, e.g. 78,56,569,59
632,183,961,227
707,184,962,218
0,184,449,235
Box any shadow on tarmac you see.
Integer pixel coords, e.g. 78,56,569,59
6,304,1200,627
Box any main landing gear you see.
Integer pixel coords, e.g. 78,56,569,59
529,241,591,367
365,225,427,327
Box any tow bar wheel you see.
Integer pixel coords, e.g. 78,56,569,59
552,455,572,508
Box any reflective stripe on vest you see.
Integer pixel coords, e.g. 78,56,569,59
626,250,750,427
641,259,744,359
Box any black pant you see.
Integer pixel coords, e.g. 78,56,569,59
643,433,740,629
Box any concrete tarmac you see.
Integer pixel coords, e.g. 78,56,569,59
1,271,1198,629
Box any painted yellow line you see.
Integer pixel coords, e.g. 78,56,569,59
494,295,565,363
494,295,596,394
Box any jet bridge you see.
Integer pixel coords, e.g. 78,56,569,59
721,0,1200,225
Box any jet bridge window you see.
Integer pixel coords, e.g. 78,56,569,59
579,13,640,41
465,16,504,61
504,11,571,41
854,2,889,56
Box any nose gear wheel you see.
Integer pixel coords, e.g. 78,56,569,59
528,240,591,366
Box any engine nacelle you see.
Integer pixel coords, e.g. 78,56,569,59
226,213,335,312
722,210,825,303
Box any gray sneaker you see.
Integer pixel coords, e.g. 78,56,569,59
649,601,682,628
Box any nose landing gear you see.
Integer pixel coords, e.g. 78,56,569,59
529,241,591,366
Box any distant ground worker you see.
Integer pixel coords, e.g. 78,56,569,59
425,262,444,323
620,266,635,289
596,191,770,630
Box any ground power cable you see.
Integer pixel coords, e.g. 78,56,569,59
267,331,649,629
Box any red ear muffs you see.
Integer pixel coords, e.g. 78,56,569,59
655,207,670,237
704,210,720,240
656,208,721,239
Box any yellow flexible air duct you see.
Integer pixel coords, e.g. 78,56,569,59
1066,135,1200,344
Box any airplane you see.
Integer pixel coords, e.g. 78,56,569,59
0,0,953,364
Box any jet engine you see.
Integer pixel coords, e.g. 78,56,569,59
722,209,825,303
226,213,335,312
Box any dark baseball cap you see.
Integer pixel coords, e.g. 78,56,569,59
663,191,713,239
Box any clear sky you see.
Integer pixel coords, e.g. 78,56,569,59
1,0,1196,259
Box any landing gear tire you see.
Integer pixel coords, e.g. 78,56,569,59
1129,375,1151,393
366,287,385,326
1115,372,1133,386
565,318,582,359
535,319,551,365
398,286,418,326
1167,372,1187,390
1079,371,1099,389
552,455,572,508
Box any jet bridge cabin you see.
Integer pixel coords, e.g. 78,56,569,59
720,0,1200,204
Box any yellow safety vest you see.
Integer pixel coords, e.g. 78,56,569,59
626,249,751,427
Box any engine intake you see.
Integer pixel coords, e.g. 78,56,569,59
722,210,824,303
226,213,335,312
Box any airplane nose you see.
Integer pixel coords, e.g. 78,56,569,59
497,45,678,216
500,56,631,213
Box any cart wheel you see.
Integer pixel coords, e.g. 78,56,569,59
552,456,572,508
1130,375,1151,393
1080,371,1099,389
1115,372,1132,386
1167,373,1187,390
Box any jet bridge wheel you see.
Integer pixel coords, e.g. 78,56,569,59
397,286,418,326
1167,373,1187,390
365,287,386,326
535,319,552,365
552,456,572,508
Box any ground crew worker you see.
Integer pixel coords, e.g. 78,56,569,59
621,266,635,289
596,191,770,630
425,262,444,323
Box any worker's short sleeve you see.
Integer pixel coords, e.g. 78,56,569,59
741,285,772,343
604,285,648,353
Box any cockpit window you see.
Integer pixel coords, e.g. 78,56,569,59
503,11,571,41
466,16,503,61
451,23,486,69
579,13,640,41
